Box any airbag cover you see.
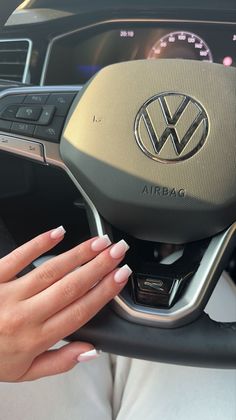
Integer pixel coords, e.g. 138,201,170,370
61,60,236,243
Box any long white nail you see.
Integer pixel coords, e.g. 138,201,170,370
50,225,66,239
110,240,129,259
91,235,112,251
77,349,101,362
114,264,132,284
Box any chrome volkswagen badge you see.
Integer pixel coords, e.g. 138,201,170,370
134,93,209,162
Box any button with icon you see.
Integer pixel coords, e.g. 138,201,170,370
16,106,42,121
34,116,65,142
24,94,48,105
1,105,19,119
37,105,55,125
46,93,75,116
11,122,35,136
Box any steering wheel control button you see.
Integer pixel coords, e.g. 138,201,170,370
37,105,55,125
11,122,35,136
24,94,48,105
1,104,19,119
46,93,76,116
16,106,42,121
0,95,25,113
0,119,12,131
135,275,179,308
34,116,65,142
135,93,208,163
130,240,203,309
0,134,45,163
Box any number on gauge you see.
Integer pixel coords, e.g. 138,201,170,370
148,31,213,62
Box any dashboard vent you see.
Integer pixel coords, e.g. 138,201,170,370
0,39,31,83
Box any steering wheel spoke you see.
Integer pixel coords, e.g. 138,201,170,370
112,223,236,328
0,85,82,166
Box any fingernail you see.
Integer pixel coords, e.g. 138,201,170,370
91,235,112,252
114,264,132,284
50,225,66,240
110,240,129,259
77,349,101,362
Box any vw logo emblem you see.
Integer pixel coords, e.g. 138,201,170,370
134,93,209,163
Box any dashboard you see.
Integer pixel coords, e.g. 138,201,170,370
44,21,236,85
0,0,235,89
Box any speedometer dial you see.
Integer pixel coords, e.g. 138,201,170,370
147,31,213,62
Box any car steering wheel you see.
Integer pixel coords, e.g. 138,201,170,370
0,58,235,368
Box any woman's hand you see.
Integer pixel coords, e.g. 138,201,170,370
0,226,131,382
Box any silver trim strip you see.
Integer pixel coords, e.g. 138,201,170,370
0,38,32,84
0,85,82,96
40,18,236,86
0,133,45,163
0,86,235,328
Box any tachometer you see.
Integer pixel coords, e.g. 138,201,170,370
147,31,213,62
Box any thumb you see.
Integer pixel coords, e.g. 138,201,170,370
17,342,100,381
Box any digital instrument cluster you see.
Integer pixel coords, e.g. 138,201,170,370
147,31,213,61
44,22,236,85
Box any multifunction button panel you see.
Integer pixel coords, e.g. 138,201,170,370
0,92,76,143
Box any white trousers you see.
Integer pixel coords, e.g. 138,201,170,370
0,272,235,420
